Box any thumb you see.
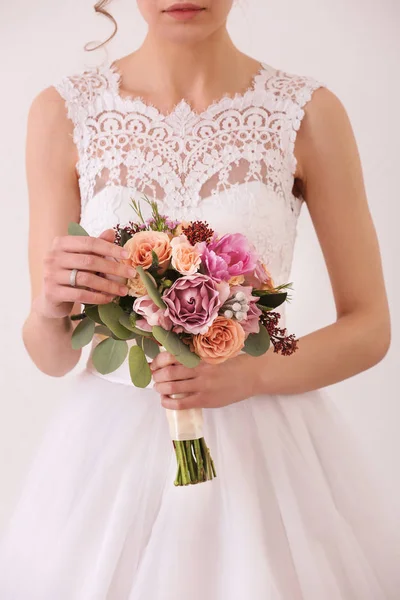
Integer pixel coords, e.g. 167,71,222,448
98,228,116,243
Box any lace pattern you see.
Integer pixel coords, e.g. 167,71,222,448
54,61,325,283
55,63,323,212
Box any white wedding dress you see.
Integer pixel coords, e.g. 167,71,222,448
0,62,398,599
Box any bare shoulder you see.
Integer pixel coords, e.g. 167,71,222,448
294,86,355,182
27,86,77,169
28,86,72,132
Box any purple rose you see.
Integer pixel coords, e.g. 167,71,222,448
133,295,172,332
198,234,258,282
163,274,221,335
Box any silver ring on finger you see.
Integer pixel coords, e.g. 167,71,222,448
70,268,79,288
169,393,187,400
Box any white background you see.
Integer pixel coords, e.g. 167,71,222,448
0,0,399,532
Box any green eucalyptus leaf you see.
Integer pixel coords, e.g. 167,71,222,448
94,325,114,337
68,222,89,236
71,318,95,350
244,325,271,357
256,303,274,312
85,305,104,325
142,337,161,359
118,313,153,337
136,266,166,310
255,292,288,309
152,326,200,368
99,303,134,340
92,338,128,374
151,250,159,270
129,345,152,388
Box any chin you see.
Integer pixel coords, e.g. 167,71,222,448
155,23,218,45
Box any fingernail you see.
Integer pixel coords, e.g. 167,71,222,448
121,250,130,258
120,286,129,296
128,268,136,277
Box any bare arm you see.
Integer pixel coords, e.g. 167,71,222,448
151,88,392,409
22,88,134,377
254,87,391,395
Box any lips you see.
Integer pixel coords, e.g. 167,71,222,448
164,3,205,13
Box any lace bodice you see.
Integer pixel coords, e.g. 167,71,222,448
55,61,324,285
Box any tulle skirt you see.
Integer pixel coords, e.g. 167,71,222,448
0,368,398,599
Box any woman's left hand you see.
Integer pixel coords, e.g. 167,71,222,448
151,352,263,410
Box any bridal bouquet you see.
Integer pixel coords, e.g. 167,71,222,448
69,199,298,486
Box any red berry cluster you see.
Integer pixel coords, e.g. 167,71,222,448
113,222,145,244
261,311,299,356
182,221,214,245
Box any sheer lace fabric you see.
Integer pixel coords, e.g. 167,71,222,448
55,62,323,284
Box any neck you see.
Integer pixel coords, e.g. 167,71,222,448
118,28,252,108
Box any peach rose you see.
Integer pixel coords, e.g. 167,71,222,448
127,271,147,297
192,316,245,365
170,235,201,275
123,231,172,272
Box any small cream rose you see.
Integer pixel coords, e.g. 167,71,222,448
228,275,245,286
170,235,201,275
127,271,147,297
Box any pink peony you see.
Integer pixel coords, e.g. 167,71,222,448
198,233,258,282
245,261,275,290
163,274,221,335
133,295,172,332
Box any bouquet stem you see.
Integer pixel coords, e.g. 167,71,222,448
173,438,216,486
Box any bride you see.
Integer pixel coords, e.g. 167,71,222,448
0,1,398,598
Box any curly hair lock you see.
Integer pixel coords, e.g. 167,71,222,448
86,1,118,51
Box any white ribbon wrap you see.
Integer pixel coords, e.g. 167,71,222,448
166,406,204,441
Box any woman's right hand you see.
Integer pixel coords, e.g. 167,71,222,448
33,229,135,319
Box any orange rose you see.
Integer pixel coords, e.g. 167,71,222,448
123,231,172,272
127,271,147,297
171,235,201,275
192,316,245,365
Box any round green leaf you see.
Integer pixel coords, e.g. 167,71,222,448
99,303,134,340
68,222,89,236
152,326,200,368
92,338,128,374
71,317,95,350
94,325,113,337
142,337,161,359
85,305,104,325
129,345,152,388
119,313,152,337
244,325,271,357
136,266,166,309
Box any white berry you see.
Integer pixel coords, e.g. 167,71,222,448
224,309,234,319
232,302,242,312
235,291,246,301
